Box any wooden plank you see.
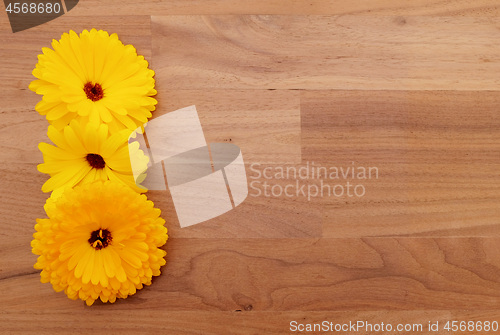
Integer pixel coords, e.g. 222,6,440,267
152,15,500,91
148,162,322,237
4,238,500,312
0,163,49,282
63,0,500,16
3,310,500,335
301,90,500,237
152,90,301,164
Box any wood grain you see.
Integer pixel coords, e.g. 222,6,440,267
4,238,500,312
144,89,307,236
3,2,500,334
301,90,500,237
64,0,500,16
152,15,500,90
4,310,500,335
152,90,301,164
148,163,323,238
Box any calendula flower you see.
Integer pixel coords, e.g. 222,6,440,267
31,181,168,306
29,29,157,133
38,119,148,194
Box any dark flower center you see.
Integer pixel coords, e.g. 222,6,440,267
84,82,104,101
88,228,112,250
86,153,105,169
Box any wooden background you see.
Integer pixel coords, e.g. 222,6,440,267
2,1,500,334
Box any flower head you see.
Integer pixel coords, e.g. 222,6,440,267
29,29,157,133
38,119,149,194
31,181,168,306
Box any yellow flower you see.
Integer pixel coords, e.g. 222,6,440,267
38,119,148,194
31,181,168,306
29,29,157,133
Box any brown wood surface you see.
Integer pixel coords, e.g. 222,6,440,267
2,1,500,334
152,15,500,90
62,0,500,16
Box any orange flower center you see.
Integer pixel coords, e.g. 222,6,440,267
84,82,104,101
86,153,105,169
88,229,112,250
